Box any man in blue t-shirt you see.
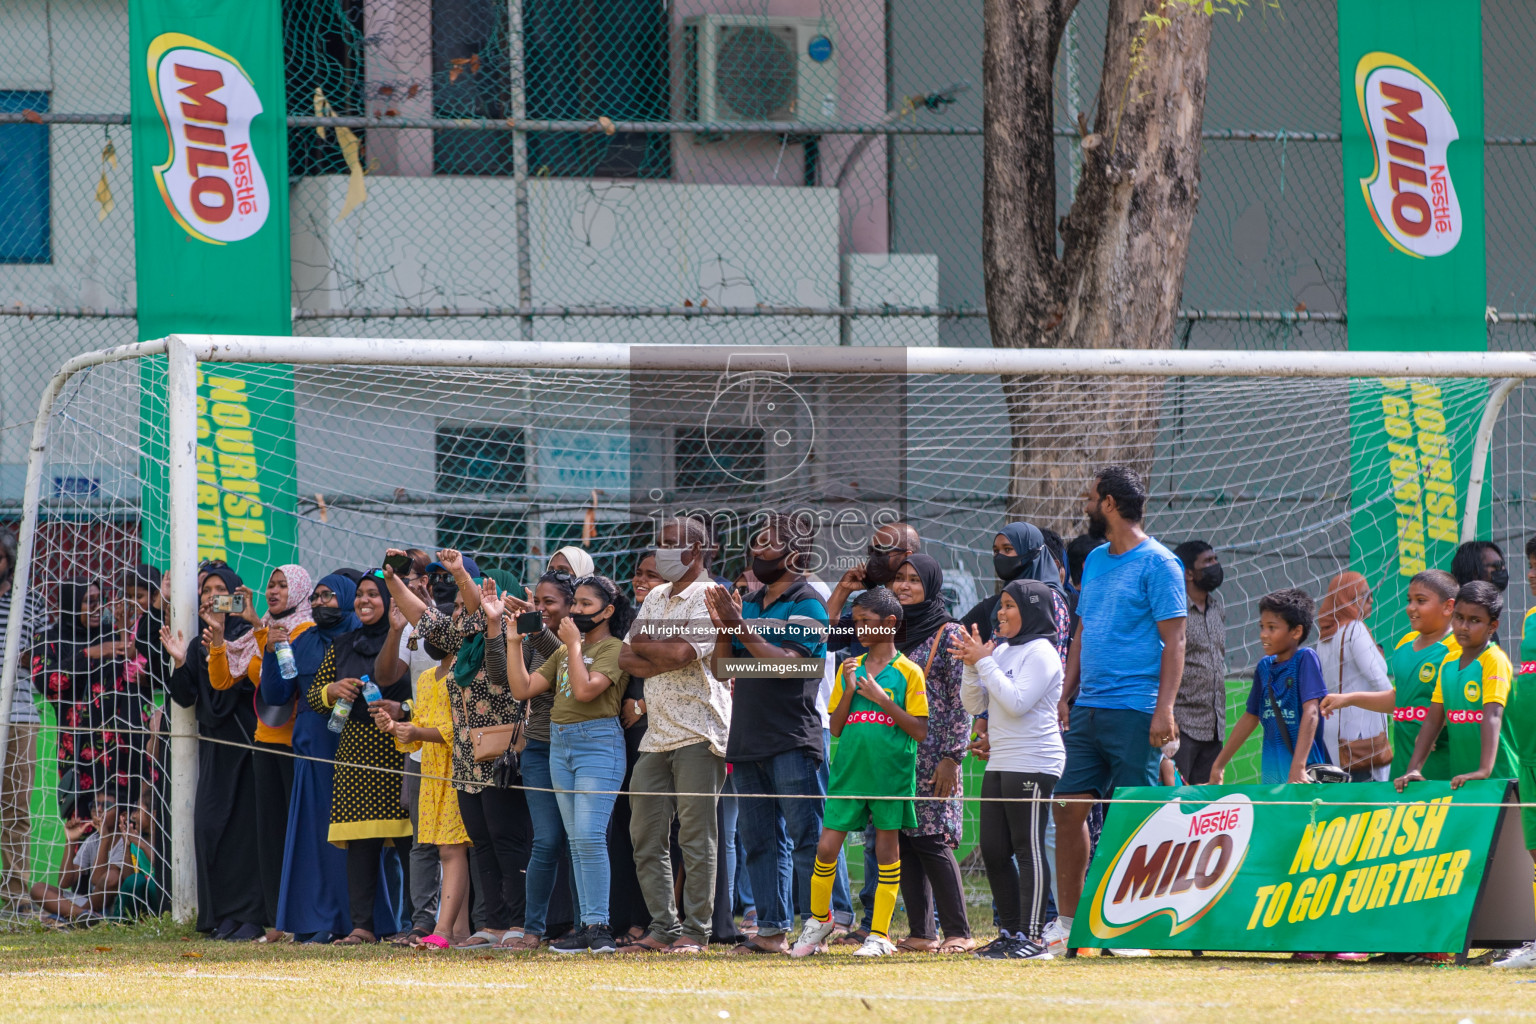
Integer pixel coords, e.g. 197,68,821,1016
1044,465,1187,955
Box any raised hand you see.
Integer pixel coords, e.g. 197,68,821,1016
435,549,464,575
237,586,260,626
480,576,505,622
160,625,188,667
949,623,994,666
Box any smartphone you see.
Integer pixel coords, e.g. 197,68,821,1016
515,611,543,634
383,552,413,575
230,593,247,614
210,595,233,613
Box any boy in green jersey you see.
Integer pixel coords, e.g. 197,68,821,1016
1322,570,1458,779
789,587,928,959
1492,538,1536,969
1396,581,1516,791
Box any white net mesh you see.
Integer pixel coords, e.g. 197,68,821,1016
4,347,1530,916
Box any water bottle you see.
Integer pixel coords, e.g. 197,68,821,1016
360,675,382,705
274,640,297,680
327,689,353,733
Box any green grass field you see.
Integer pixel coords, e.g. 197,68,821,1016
0,922,1528,1024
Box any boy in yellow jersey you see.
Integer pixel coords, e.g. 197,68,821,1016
1492,539,1536,969
1395,581,1516,793
1322,570,1458,780
789,587,928,959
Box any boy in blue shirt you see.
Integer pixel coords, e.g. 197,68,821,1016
1210,588,1329,785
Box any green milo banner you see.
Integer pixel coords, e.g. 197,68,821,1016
129,1,297,591
1069,782,1507,953
1339,0,1487,635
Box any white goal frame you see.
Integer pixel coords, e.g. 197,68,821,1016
3,333,1536,922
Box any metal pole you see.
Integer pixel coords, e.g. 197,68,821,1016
1462,377,1523,544
509,0,533,341
166,336,201,924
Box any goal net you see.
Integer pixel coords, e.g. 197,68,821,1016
2,338,1531,920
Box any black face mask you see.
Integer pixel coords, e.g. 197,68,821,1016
1489,567,1511,592
993,552,1022,582
864,554,898,586
1194,564,1224,592
569,610,610,635
422,639,451,661
313,605,345,629
751,555,789,585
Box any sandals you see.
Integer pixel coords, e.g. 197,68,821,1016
492,930,531,951
453,930,503,949
727,936,786,955
418,934,450,950
332,929,376,946
391,927,431,947
618,934,672,954
895,936,939,952
833,928,870,947
663,938,706,954
937,937,977,954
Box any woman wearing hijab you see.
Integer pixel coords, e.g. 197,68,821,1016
163,564,266,939
960,522,1070,657
1316,571,1392,781
271,571,401,942
305,571,413,944
887,554,973,953
548,545,595,578
384,549,532,950
956,579,1065,960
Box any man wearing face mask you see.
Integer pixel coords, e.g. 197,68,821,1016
705,514,830,954
618,517,732,953
1171,541,1227,785
827,523,921,652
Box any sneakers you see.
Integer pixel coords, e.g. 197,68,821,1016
789,917,837,958
851,934,898,958
977,936,1053,961
973,934,1013,957
1042,918,1070,957
551,926,590,953
551,924,619,954
586,924,617,954
1494,942,1536,968
1105,947,1151,957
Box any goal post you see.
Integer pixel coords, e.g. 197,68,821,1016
4,334,1536,924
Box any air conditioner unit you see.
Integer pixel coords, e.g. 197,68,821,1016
682,15,837,128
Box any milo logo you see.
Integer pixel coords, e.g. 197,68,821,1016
146,33,269,245
1088,794,1252,939
1354,52,1461,259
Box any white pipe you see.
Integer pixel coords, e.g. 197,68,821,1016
1463,378,1523,544
0,340,168,783
166,337,201,924
174,335,1536,379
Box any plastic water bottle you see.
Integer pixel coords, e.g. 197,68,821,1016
327,689,353,733
274,640,297,680
360,675,382,705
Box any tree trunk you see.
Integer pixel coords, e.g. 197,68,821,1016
984,0,1213,532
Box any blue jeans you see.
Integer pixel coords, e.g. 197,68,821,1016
521,738,569,936
732,748,825,937
550,717,626,926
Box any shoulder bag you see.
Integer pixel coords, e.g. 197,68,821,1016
1334,622,1393,771
457,681,524,764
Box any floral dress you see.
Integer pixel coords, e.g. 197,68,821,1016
415,606,523,794
34,635,153,801
902,621,969,847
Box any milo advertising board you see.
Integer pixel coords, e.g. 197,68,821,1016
1069,782,1517,954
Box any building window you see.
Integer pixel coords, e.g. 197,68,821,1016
436,423,526,493
432,0,670,178
437,514,528,578
0,91,50,264
675,425,764,492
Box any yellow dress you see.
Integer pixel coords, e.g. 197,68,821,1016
395,665,470,846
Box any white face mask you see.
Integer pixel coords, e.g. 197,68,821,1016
653,547,692,583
